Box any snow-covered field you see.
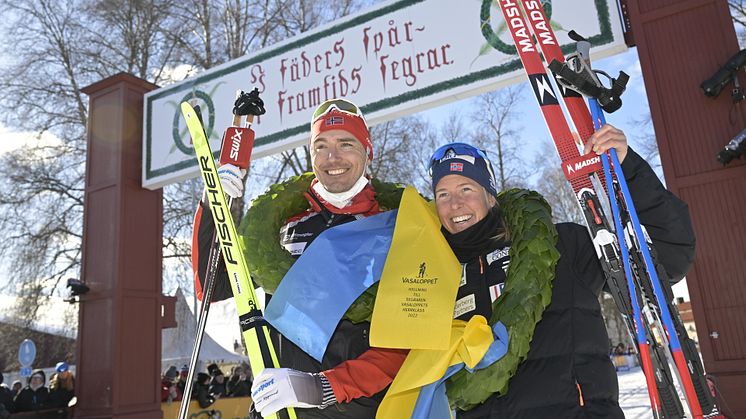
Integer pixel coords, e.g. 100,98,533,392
618,366,653,418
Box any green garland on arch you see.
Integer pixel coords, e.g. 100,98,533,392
237,176,559,409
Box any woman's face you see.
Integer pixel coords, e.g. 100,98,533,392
29,375,43,389
434,174,496,234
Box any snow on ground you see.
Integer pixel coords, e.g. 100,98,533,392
618,366,653,418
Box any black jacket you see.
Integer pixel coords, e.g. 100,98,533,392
270,205,386,419
0,386,13,414
195,189,385,419
193,381,214,409
48,387,74,409
227,377,251,397
13,386,49,412
456,149,695,418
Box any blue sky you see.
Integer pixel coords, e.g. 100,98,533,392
417,46,654,178
413,45,700,301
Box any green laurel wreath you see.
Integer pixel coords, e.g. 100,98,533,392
237,176,559,409
237,173,404,322
446,188,559,411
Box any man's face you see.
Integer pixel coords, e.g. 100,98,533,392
311,130,369,193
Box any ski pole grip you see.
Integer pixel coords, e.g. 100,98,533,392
219,126,254,169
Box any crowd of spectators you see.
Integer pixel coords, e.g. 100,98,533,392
0,362,75,417
160,362,252,408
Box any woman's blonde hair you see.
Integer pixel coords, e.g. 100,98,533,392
50,372,74,392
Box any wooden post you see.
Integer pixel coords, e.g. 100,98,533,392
628,1,746,416
76,73,163,419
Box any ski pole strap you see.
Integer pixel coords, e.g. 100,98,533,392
549,59,629,113
549,59,603,99
548,30,630,114
233,87,266,116
599,72,629,113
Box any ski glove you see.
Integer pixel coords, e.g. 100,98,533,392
250,368,336,415
217,163,246,198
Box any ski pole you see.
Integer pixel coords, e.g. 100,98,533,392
178,221,226,418
590,103,665,417
510,2,694,417
179,99,247,419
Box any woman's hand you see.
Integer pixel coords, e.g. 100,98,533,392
584,124,629,163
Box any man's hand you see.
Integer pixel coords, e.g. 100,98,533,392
250,368,324,415
217,163,247,198
584,123,629,163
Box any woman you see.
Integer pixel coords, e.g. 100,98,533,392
48,362,75,408
429,125,695,418
13,369,49,412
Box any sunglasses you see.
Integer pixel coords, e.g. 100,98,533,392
311,99,367,127
429,140,495,170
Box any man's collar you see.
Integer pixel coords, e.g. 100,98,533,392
305,178,380,216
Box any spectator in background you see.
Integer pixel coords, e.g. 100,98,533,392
208,369,226,398
225,367,239,396
48,362,75,408
193,372,215,409
161,378,178,403
14,369,49,412
0,372,13,415
206,363,219,377
226,367,251,397
10,382,21,398
613,343,626,355
164,366,178,382
176,365,189,400
160,365,180,403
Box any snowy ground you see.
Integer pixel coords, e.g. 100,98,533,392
618,366,653,418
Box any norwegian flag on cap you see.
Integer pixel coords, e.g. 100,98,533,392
326,115,344,126
311,109,372,160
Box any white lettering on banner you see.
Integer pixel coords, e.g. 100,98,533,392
144,0,626,189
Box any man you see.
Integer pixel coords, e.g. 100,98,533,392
192,98,406,418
